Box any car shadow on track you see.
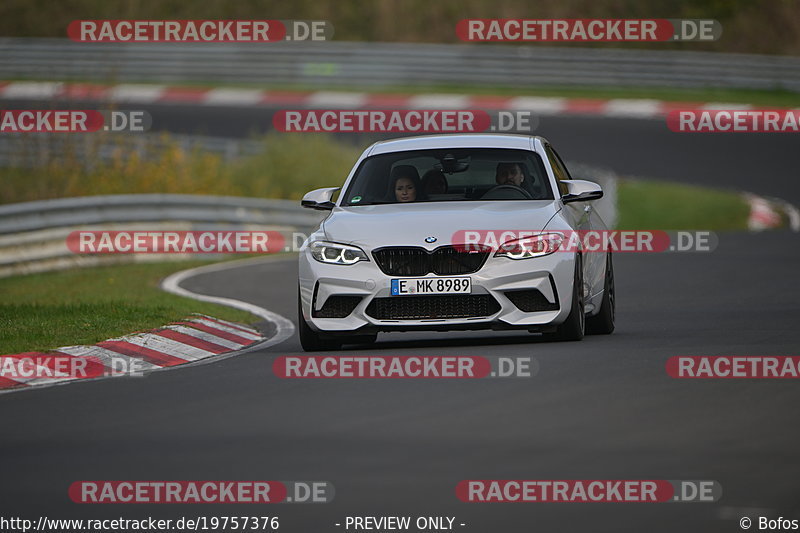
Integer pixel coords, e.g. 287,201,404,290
337,331,570,351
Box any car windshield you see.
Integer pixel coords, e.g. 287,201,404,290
341,148,554,206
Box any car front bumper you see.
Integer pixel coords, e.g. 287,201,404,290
299,248,578,334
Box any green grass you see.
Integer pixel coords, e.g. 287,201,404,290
0,260,261,354
616,179,751,230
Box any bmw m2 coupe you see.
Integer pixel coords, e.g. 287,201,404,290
298,134,615,351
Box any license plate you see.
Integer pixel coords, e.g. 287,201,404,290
391,277,471,296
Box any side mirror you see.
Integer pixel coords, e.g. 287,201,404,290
561,180,603,204
301,187,340,210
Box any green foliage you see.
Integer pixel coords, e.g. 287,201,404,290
1,132,360,204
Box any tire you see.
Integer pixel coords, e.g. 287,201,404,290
298,293,342,352
586,252,615,335
543,254,585,342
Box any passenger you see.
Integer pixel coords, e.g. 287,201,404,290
421,169,448,195
495,162,525,187
387,165,423,203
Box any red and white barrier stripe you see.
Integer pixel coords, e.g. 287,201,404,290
0,81,785,119
0,314,263,392
744,193,783,231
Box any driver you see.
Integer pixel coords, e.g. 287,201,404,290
387,165,423,203
495,162,525,187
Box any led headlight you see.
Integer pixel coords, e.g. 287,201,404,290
309,241,368,265
494,233,564,260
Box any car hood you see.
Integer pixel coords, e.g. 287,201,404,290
322,201,561,249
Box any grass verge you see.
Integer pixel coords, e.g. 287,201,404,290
0,260,262,355
617,179,751,231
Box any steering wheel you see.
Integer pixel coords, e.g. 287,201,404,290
480,184,533,200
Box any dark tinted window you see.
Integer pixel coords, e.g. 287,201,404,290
342,148,553,206
544,143,572,196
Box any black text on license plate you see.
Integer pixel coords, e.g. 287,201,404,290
390,277,471,295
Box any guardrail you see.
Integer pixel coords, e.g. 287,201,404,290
1,38,799,92
0,194,324,234
0,194,326,277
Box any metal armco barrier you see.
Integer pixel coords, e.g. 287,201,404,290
1,38,798,92
0,194,326,277
0,194,323,235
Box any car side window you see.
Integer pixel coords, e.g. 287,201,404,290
544,144,570,196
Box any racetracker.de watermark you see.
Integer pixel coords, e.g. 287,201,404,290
69,481,334,504
273,355,536,379
68,20,333,42
273,110,537,133
667,356,800,378
0,353,147,379
457,480,721,502
451,230,718,253
667,110,800,132
68,231,286,254
456,19,721,42
0,110,151,133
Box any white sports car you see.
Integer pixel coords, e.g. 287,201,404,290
297,134,614,351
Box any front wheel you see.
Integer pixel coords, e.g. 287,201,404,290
586,252,615,335
542,255,585,342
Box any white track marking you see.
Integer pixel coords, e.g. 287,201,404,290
307,91,367,108
57,345,159,371
189,318,263,340
108,84,166,103
605,99,663,118
160,256,296,361
1,82,63,99
192,314,261,335
408,94,470,109
120,334,211,361
204,88,265,106
163,324,245,350
508,96,566,114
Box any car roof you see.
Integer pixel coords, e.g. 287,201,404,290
367,134,546,156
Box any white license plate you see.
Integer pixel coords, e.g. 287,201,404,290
390,277,471,296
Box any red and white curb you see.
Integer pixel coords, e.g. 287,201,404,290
744,193,800,232
0,81,774,119
1,256,296,393
0,314,264,391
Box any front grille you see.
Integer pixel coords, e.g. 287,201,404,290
372,246,489,276
312,295,362,318
365,294,500,320
505,289,559,312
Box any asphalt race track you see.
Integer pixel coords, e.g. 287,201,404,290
1,101,799,532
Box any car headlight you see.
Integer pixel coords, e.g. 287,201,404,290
309,241,369,265
494,233,564,260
